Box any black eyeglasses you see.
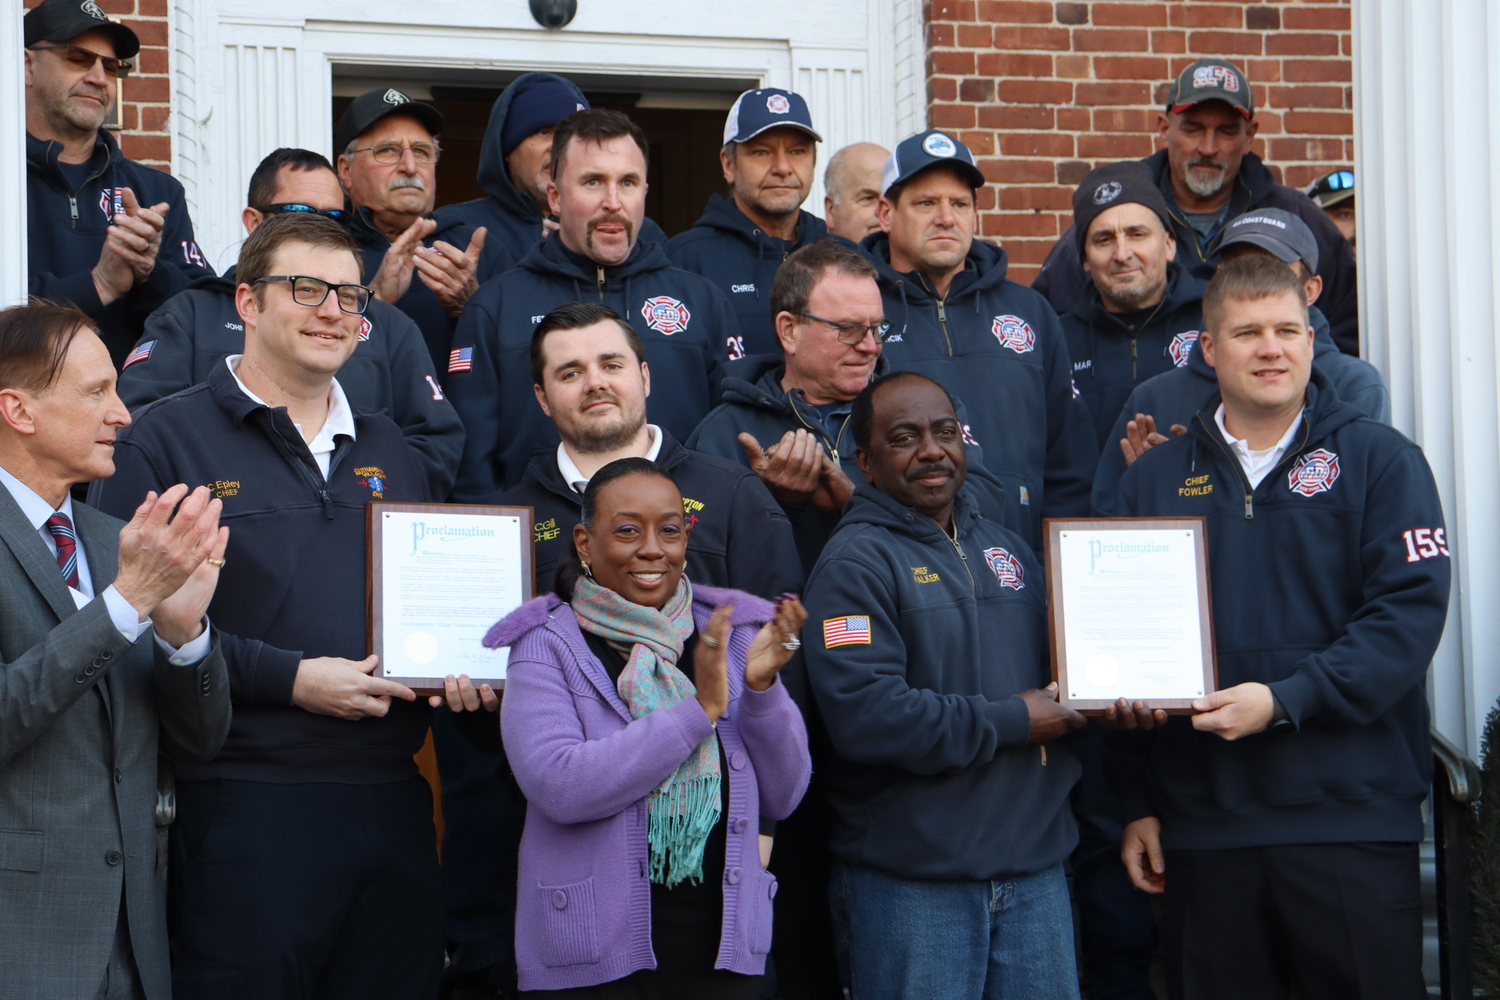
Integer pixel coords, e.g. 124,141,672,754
1308,170,1354,196
254,276,371,315
796,312,890,345
29,43,132,78
256,203,349,224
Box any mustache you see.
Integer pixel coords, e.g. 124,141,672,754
906,464,955,483
588,214,634,235
1186,155,1227,172
389,174,427,191
578,390,621,411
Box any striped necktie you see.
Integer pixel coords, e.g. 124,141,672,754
45,512,80,590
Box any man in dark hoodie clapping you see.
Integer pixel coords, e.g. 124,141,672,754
667,88,829,358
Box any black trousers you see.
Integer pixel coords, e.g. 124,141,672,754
168,777,445,1000
1163,841,1424,1000
521,969,761,1000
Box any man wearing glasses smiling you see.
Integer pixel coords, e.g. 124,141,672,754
23,0,214,371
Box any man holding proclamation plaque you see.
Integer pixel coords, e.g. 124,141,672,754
803,371,1086,1000
91,212,458,1000
1110,255,1451,1000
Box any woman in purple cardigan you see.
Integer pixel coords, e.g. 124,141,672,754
486,457,812,997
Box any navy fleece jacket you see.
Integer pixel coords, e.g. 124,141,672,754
430,72,664,281
1110,373,1449,848
120,271,464,500
665,194,829,357
859,231,1097,545
1032,150,1360,356
27,130,213,367
89,362,432,784
802,484,1080,880
446,235,735,500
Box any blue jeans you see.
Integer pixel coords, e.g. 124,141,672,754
829,860,1080,1000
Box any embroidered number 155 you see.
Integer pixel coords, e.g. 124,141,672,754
1402,527,1450,563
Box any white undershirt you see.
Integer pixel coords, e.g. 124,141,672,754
226,356,356,478
556,425,664,494
1214,404,1304,488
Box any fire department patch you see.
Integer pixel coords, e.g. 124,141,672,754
1287,448,1340,497
983,546,1024,590
358,317,372,342
766,93,791,114
641,296,691,335
961,423,979,446
99,189,114,219
1193,65,1241,92
991,315,1036,354
1168,330,1200,368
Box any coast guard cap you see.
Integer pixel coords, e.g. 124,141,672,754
335,87,446,154
723,88,821,145
881,130,986,195
1213,208,1319,273
25,0,139,59
1165,58,1254,120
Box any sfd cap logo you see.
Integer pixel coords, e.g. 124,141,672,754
81,0,108,20
766,93,791,114
383,89,410,106
1287,448,1340,497
991,314,1036,354
983,546,1024,590
922,133,957,158
358,317,372,342
1168,330,1200,368
642,296,691,335
1192,66,1241,93
1093,181,1122,205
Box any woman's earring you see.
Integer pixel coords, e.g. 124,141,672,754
581,561,594,579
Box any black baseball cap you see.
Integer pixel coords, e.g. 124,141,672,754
881,130,985,195
25,0,139,60
1213,208,1319,273
335,87,445,154
1165,58,1253,120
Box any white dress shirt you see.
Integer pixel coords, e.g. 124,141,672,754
1214,404,1305,489
226,355,357,478
556,424,664,494
0,466,211,662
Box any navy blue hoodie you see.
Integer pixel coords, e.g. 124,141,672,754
801,483,1079,880
1061,262,1207,450
1111,373,1449,849
119,271,464,499
1032,150,1360,356
89,362,432,784
665,194,829,357
446,234,736,501
1091,306,1390,514
27,130,214,367
498,427,802,600
430,72,665,282
859,231,1097,544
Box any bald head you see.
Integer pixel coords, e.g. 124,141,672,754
824,142,889,242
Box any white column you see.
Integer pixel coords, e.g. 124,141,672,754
1354,1,1500,755
0,2,27,305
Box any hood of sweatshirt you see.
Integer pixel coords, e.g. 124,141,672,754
688,192,827,255
475,72,589,225
837,479,988,547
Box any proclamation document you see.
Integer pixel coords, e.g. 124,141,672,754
369,503,534,691
1045,518,1217,713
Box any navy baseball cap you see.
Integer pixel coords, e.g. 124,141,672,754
723,89,821,145
335,87,445,154
881,130,986,195
1213,208,1319,273
25,0,139,59
1165,58,1253,120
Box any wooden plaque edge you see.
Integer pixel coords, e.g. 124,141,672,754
1044,516,1218,716
368,501,535,694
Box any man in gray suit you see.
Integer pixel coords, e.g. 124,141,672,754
0,300,232,1000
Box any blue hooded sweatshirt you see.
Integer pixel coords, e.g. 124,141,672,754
665,193,829,357
445,234,737,501
430,72,665,283
1091,306,1390,515
801,483,1080,880
858,231,1097,545
1110,373,1449,849
27,129,214,367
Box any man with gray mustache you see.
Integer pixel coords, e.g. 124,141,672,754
1031,59,1359,357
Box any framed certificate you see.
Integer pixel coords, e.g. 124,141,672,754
368,503,534,693
1045,518,1217,713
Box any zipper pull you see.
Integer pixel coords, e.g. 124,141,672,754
1041,746,1048,766
1243,493,1253,519
1131,337,1138,381
596,264,605,302
69,195,78,226
320,489,334,520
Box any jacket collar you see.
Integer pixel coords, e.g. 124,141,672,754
525,426,691,500
26,128,116,186
1188,367,1361,456
0,474,81,623
842,480,980,542
691,193,828,250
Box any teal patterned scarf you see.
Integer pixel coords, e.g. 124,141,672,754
571,574,722,887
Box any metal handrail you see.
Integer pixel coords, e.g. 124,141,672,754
1433,727,1483,805
1432,726,1481,1000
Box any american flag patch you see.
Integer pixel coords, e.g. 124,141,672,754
122,340,155,369
823,616,871,648
448,347,473,373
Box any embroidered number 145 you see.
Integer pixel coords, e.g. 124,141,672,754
1402,527,1450,563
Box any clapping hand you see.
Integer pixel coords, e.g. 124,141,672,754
745,595,807,691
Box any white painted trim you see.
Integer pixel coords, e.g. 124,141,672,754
1,3,27,306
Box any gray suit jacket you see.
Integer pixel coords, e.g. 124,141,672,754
0,487,231,1000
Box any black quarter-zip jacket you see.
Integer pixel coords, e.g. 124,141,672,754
1110,373,1450,849
89,362,432,784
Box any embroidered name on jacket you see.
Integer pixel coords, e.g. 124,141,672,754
1287,448,1340,497
991,315,1036,354
983,546,1024,589
642,296,691,335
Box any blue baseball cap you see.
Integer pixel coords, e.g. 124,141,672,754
881,130,986,195
722,88,821,145
1212,208,1320,273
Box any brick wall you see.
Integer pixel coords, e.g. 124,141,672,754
924,0,1354,283
24,0,173,171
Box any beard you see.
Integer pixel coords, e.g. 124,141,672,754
1102,272,1166,311
51,84,110,136
744,182,804,219
1182,157,1229,198
566,395,647,454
